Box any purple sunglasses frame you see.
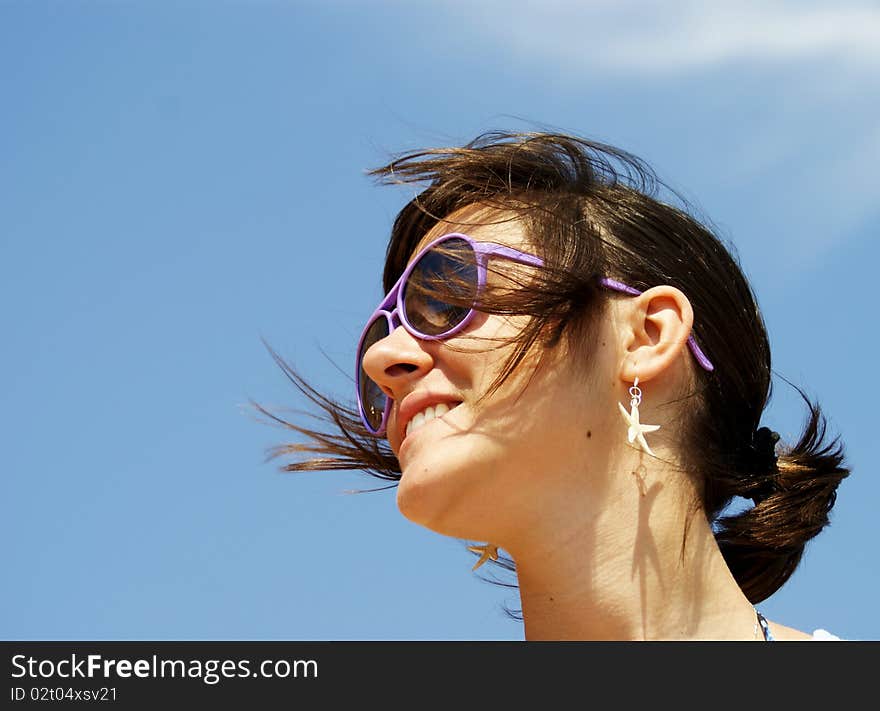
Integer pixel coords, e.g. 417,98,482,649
356,232,714,436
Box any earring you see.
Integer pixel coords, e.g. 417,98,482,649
618,376,661,456
467,543,499,571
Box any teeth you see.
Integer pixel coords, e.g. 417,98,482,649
405,402,454,437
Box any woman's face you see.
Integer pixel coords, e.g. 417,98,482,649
361,208,624,545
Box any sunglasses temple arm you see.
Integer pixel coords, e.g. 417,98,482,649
687,337,714,372
479,244,545,267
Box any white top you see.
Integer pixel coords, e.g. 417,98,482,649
811,629,841,640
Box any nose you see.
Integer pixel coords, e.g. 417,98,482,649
361,325,435,400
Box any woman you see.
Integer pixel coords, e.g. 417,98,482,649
266,131,849,640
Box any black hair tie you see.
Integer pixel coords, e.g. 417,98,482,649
747,426,781,502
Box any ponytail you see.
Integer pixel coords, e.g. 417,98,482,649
715,383,850,603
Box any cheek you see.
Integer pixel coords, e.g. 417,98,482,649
469,355,600,469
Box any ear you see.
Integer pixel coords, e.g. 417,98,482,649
618,285,695,383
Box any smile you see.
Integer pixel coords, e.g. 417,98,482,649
405,402,460,438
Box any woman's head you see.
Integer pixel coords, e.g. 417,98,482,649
272,130,849,604
360,205,698,547
361,209,618,544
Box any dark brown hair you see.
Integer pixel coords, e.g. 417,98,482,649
262,131,850,604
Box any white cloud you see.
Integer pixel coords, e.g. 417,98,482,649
421,0,880,267
352,0,880,268
435,0,880,74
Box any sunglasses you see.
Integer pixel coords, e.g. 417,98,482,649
356,232,714,436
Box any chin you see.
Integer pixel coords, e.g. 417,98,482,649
395,475,443,532
395,439,512,542
394,450,482,540
396,457,458,534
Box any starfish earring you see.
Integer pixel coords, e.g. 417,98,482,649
467,543,499,571
617,376,661,456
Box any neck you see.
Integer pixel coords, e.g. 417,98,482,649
505,480,758,640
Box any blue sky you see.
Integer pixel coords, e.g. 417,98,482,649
2,0,877,640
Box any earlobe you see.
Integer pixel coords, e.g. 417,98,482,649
620,285,695,383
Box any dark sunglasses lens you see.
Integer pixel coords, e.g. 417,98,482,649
358,317,390,431
403,237,478,336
